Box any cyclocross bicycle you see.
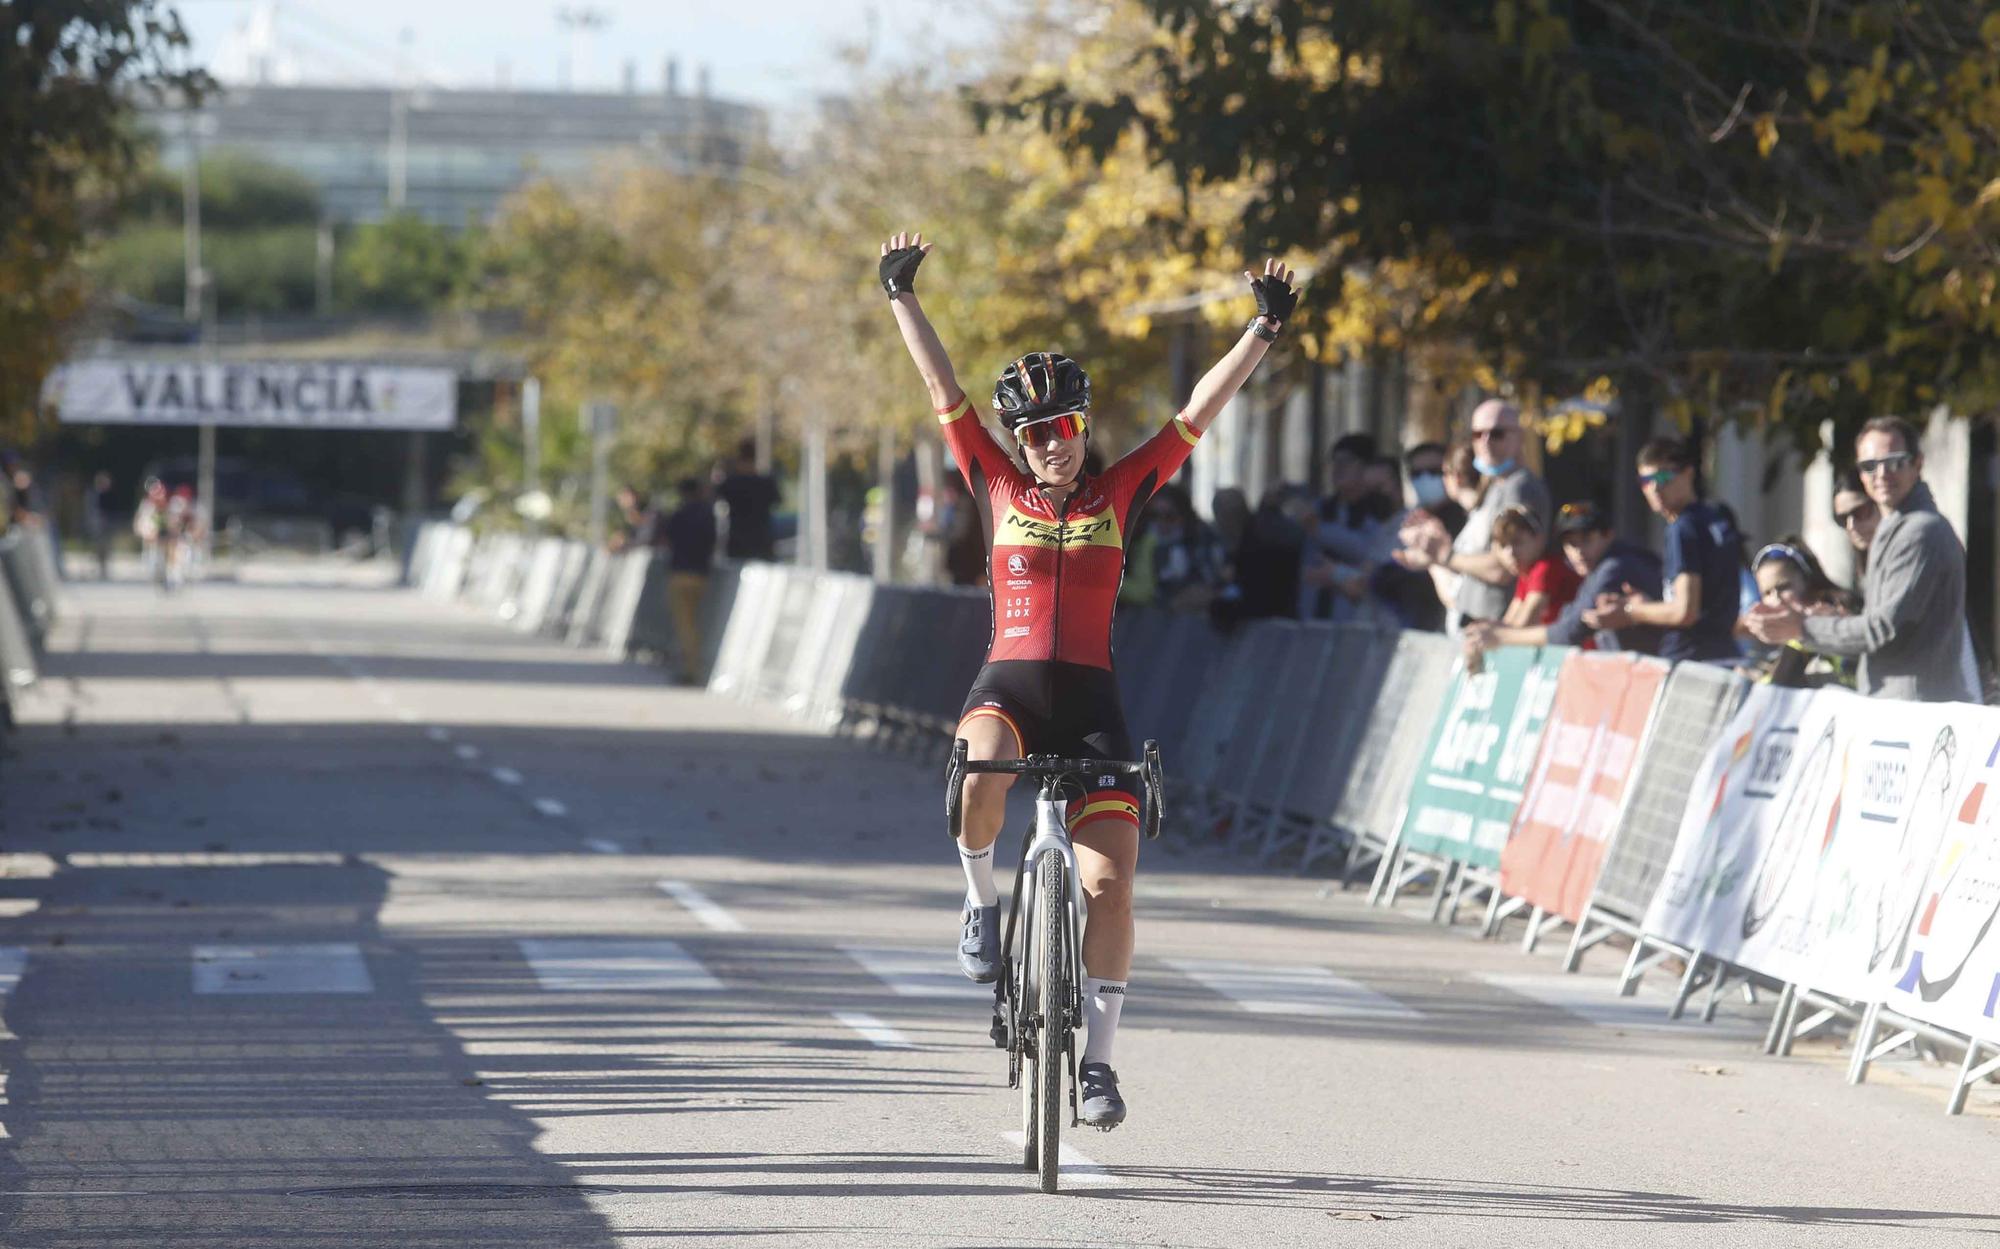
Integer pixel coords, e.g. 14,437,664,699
945,738,1164,1194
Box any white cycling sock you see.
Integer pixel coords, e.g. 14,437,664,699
1082,977,1127,1065
957,841,999,907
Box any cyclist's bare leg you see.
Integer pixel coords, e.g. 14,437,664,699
1071,818,1138,980
955,713,1020,855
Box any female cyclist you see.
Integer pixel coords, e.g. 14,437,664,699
881,230,1298,1129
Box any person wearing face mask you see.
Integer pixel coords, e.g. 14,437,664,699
1393,401,1549,633
882,231,1299,1130
1403,442,1464,535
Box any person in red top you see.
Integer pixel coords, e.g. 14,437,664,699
882,230,1297,1130
1493,504,1582,628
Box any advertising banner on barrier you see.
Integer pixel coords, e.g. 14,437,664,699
1875,717,2000,1042
1397,646,1566,870
1642,683,1822,960
1644,685,1998,1004
1499,652,1669,923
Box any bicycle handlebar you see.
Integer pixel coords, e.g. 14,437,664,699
945,738,1165,842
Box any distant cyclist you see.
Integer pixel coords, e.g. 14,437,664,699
881,231,1298,1129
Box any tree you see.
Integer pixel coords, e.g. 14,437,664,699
992,1,2000,447
0,1,207,439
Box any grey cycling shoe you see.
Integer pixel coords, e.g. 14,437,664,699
1079,1062,1126,1129
957,904,1000,983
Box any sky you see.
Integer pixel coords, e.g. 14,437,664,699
170,0,1000,114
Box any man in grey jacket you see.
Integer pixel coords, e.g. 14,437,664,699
1745,416,1979,702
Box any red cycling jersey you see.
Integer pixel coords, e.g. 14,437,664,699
937,392,1203,670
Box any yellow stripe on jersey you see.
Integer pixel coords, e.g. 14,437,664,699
996,504,1124,551
1173,412,1201,446
936,395,974,425
1068,797,1140,827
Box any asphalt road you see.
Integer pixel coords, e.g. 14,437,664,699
0,558,1994,1248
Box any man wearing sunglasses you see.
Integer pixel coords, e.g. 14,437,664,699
1584,436,1744,664
881,230,1298,1128
1392,399,1550,632
1746,417,1979,702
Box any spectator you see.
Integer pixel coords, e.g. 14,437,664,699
1465,500,1664,655
1210,488,1250,556
1393,400,1549,632
1746,417,1980,702
134,477,167,586
83,470,114,580
660,476,718,684
1831,471,1878,580
1403,441,1465,536
1217,484,1308,624
1126,485,1223,613
1301,433,1397,620
938,475,987,588
611,486,654,552
1492,505,1580,627
716,438,780,561
1586,436,1743,664
1741,538,1855,689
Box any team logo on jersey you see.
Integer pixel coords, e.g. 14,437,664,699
1007,553,1028,576
998,506,1122,551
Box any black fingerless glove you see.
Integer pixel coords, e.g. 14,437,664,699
1250,274,1298,328
880,246,925,298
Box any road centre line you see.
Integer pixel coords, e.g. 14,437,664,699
840,946,987,1000
532,798,568,818
426,727,451,743
656,880,747,932
454,744,480,761
192,944,373,995
490,767,523,786
999,1133,1116,1188
0,947,26,995
832,1011,912,1049
516,938,723,992
1163,959,1424,1020
584,838,624,855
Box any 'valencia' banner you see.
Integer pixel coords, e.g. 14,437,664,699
44,360,458,431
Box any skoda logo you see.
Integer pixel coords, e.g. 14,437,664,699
1007,554,1028,576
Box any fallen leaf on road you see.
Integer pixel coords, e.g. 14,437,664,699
1692,1064,1731,1076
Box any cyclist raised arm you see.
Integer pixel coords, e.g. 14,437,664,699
881,232,1297,1131
882,232,963,413
1181,258,1299,433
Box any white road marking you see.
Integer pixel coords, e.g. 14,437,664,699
192,944,373,995
0,947,26,994
454,744,481,761
532,798,568,818
584,837,624,855
0,900,40,919
1480,973,1763,1035
1164,959,1424,1020
841,946,987,1000
516,938,723,992
832,1010,913,1049
490,767,523,786
395,708,418,724
426,727,452,743
999,1133,1117,1188
656,880,747,932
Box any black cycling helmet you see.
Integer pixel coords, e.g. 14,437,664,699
993,352,1090,430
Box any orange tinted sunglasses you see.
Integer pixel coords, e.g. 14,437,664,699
1016,412,1088,444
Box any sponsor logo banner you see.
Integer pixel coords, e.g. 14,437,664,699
1500,651,1669,924
1643,686,1999,1008
45,359,458,430
997,507,1122,551
1398,646,1568,870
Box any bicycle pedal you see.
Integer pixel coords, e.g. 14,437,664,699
989,1019,1010,1048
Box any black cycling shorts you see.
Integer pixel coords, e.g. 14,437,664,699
958,660,1141,832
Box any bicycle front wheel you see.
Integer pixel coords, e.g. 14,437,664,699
1034,848,1068,1194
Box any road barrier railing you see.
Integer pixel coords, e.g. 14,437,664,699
400,519,2000,1116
